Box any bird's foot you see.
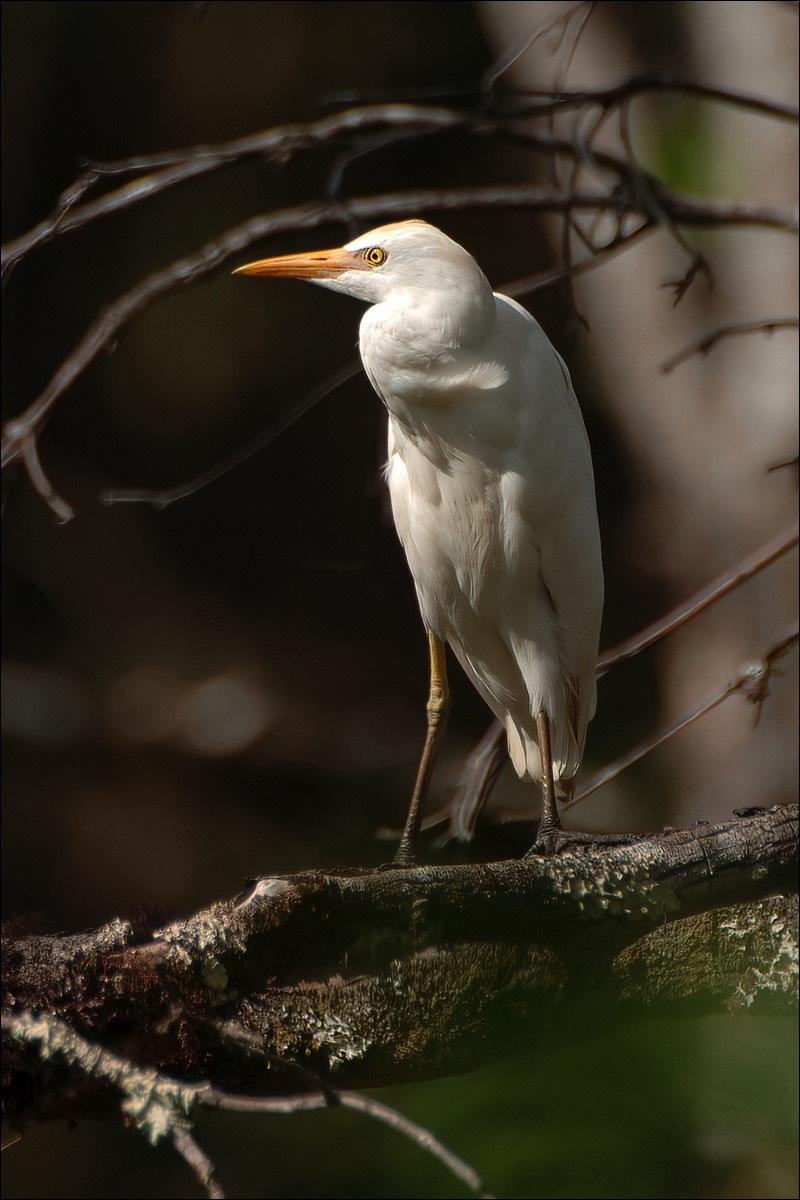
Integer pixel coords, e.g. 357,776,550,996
382,851,417,870
524,826,573,857
524,827,643,858
374,842,420,870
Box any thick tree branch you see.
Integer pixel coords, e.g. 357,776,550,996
4,805,796,1135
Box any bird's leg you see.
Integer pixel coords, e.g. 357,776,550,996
523,710,564,856
393,630,450,866
528,720,640,855
535,709,560,837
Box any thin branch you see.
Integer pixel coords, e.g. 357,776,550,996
105,225,660,512
481,1,593,92
768,454,799,473
598,523,799,675
321,70,800,121
478,125,797,232
101,361,361,508
5,71,796,277
203,1088,492,1197
8,180,792,522
0,166,101,282
558,2,597,83
483,220,656,296
3,188,791,466
569,628,799,809
549,5,600,333
19,434,74,524
6,1010,208,1142
557,101,619,257
3,106,795,523
7,1008,491,1198
338,1092,493,1200
501,75,800,123
170,1126,226,1200
324,127,445,206
1,106,469,274
659,317,800,372
618,96,710,302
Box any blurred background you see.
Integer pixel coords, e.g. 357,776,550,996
2,2,797,1197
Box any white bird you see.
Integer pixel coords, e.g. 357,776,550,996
235,220,603,863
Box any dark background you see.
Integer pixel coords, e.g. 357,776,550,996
2,3,797,1197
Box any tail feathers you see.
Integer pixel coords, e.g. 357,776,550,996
504,714,583,788
504,718,529,778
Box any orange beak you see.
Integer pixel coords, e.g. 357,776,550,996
233,245,364,280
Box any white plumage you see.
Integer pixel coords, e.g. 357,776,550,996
235,220,603,856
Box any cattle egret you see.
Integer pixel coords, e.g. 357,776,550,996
235,220,603,863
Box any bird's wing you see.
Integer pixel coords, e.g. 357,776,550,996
494,297,604,775
385,293,603,782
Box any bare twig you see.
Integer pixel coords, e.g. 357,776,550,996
19,434,74,524
322,70,800,122
8,179,792,521
558,2,597,82
481,1,594,93
768,454,799,473
659,317,800,372
101,361,361,508
495,220,656,295
6,1010,210,1156
548,5,599,331
104,226,661,513
6,187,796,450
7,1009,491,1198
481,128,797,232
0,166,101,282
597,524,800,675
337,1092,493,1200
561,103,618,247
171,1126,226,1200
101,222,654,512
501,75,800,123
618,96,711,302
5,71,796,278
1,106,469,274
569,628,799,808
207,1088,492,1198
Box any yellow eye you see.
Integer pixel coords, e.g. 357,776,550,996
363,246,386,266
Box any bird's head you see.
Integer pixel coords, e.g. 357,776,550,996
234,220,494,316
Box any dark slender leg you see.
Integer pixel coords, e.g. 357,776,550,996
535,709,560,837
393,631,450,866
525,711,639,855
523,710,569,857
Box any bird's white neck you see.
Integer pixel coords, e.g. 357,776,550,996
357,267,498,415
